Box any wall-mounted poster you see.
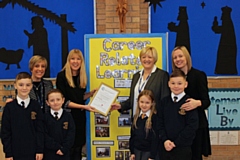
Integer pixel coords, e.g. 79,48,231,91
208,88,240,130
85,33,168,160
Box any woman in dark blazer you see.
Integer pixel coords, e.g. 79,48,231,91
171,46,211,160
111,46,170,118
28,55,53,113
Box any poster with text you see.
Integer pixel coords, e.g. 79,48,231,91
85,33,168,160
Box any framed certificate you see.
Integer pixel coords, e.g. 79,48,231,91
89,83,119,116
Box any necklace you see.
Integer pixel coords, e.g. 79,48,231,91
33,82,41,90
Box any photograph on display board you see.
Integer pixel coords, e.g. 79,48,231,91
118,96,131,116
96,147,110,157
118,117,131,127
120,110,130,116
95,126,110,137
115,151,124,160
118,140,129,150
125,151,131,160
95,114,109,125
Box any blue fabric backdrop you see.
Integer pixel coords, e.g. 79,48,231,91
150,0,240,76
0,0,94,78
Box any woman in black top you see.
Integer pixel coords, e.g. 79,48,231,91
56,49,96,160
171,46,211,160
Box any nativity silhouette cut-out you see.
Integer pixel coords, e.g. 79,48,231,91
212,6,237,75
148,1,238,75
0,0,77,77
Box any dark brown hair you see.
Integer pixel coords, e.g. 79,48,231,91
15,72,32,82
170,69,186,80
46,89,64,100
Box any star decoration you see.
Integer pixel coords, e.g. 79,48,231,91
144,0,165,12
201,1,206,9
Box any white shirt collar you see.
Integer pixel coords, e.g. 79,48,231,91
139,109,151,117
139,65,157,75
171,92,186,102
16,95,30,108
51,108,63,118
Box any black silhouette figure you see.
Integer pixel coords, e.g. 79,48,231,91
168,6,191,54
24,16,50,77
0,48,24,70
212,6,237,75
1,0,77,76
0,0,76,32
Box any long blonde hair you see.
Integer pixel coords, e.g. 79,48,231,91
62,49,87,88
171,46,192,72
132,90,156,136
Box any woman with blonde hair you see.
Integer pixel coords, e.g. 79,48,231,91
29,55,53,113
56,49,96,160
171,46,211,160
111,46,170,118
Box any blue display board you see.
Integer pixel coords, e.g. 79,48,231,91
150,0,240,76
0,0,94,78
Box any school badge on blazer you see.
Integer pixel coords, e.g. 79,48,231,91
63,122,68,129
179,109,186,115
31,112,37,120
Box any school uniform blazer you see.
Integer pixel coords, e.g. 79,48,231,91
120,68,170,118
29,79,53,113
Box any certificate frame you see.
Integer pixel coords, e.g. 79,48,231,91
88,83,119,116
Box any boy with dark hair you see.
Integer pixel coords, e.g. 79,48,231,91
158,69,198,160
1,72,44,160
44,89,75,160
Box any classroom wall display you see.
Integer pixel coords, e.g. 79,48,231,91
208,88,240,130
0,0,94,78
149,0,240,76
84,33,168,160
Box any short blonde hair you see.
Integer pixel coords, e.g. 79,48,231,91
62,49,87,88
29,55,48,71
171,46,192,72
139,46,158,64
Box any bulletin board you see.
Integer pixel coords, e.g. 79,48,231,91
208,88,240,130
84,33,168,160
150,0,240,76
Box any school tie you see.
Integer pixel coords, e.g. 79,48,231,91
54,112,59,120
21,101,25,108
173,96,178,103
141,113,146,119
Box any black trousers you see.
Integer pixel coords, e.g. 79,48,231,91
162,146,192,160
70,146,83,160
191,127,211,160
133,148,151,160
